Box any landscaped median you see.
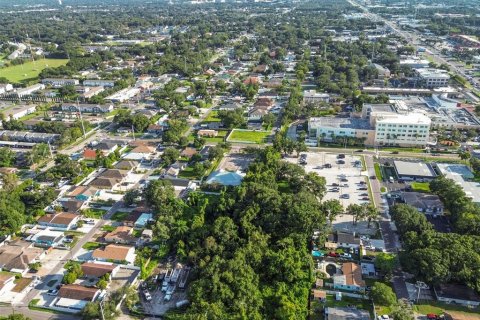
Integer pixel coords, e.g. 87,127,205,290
226,129,271,144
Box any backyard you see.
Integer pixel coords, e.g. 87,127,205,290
227,129,271,144
0,58,69,83
411,182,431,192
413,300,480,317
203,110,221,122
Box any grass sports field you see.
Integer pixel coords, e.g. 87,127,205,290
0,59,69,83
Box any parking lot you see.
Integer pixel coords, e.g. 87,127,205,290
286,152,378,236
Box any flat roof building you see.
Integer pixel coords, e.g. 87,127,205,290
393,160,436,180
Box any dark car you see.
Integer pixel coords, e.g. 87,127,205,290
340,178,348,182
370,175,377,180
337,160,345,164
338,154,345,159
360,193,368,196
332,183,339,186
361,197,369,200
358,187,368,190
324,163,332,168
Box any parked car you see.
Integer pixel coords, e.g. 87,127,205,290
47,289,58,296
340,178,348,182
370,175,377,180
341,253,352,258
358,187,368,190
328,252,340,258
338,154,345,159
361,197,369,201
340,194,350,199
360,193,368,196
332,183,339,186
144,290,152,301
324,163,332,168
337,160,345,164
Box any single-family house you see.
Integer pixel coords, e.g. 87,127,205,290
58,199,85,213
94,141,119,156
158,177,197,197
0,240,45,274
402,192,444,216
89,169,128,190
254,97,274,109
180,147,197,158
248,107,269,121
114,160,138,172
104,226,138,245
325,307,370,320
134,213,153,229
312,289,327,302
218,103,241,111
123,145,155,161
28,229,64,248
67,186,99,202
333,262,366,292
0,274,15,295
197,129,218,138
243,76,260,85
37,213,79,230
325,232,361,250
81,262,119,280
83,148,98,160
92,244,135,264
147,124,164,135
56,284,102,310
434,284,480,307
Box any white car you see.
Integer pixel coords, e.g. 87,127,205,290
164,293,172,301
144,291,152,301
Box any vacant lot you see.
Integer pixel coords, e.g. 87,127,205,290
0,58,69,83
228,129,270,144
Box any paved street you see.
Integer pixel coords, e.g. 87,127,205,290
364,155,409,300
21,200,124,306
0,306,79,320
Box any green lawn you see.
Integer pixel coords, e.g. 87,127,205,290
101,225,116,232
413,300,480,316
0,58,69,83
411,182,431,192
83,208,107,219
203,110,221,122
111,211,129,222
227,130,271,144
82,242,103,250
374,163,383,181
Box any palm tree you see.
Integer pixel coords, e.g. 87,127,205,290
362,203,379,228
459,151,470,164
346,204,364,226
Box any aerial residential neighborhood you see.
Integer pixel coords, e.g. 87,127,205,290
0,0,480,320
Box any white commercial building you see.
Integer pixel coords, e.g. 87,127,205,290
303,90,330,104
308,103,432,147
4,104,36,120
374,113,431,146
416,68,450,88
400,56,430,69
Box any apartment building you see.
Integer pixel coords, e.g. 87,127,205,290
41,78,79,87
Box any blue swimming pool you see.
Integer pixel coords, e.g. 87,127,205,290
311,250,323,257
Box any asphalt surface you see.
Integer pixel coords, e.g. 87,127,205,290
365,155,409,300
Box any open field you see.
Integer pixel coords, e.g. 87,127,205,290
0,59,69,83
227,129,270,144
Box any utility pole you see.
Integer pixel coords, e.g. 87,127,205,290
132,124,135,141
